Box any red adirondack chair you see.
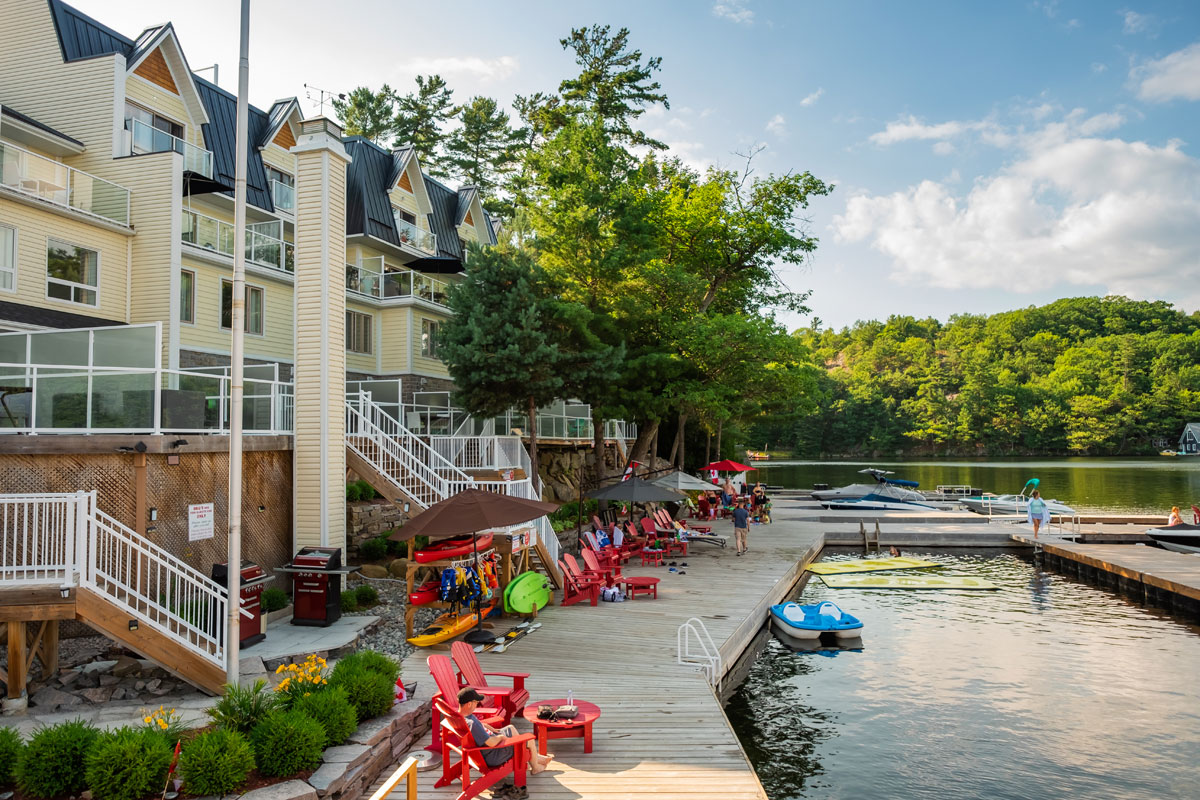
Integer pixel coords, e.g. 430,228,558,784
451,640,531,721
559,558,600,606
582,529,626,567
428,655,507,752
432,695,534,800
580,547,621,586
657,508,711,534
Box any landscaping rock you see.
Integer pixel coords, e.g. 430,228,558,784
99,674,119,687
240,656,267,675
76,670,101,689
307,761,351,797
112,656,140,677
239,780,316,800
58,670,81,687
320,744,371,767
388,558,407,578
359,564,388,579
145,678,162,692
79,687,114,704
30,686,81,710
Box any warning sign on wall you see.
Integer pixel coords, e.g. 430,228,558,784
188,502,215,542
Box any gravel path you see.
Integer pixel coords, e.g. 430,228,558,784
348,575,441,663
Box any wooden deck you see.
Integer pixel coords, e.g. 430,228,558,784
382,516,823,800
1011,532,1200,603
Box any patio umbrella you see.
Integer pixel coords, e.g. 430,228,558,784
586,476,685,503
702,459,756,473
652,470,721,492
389,488,560,642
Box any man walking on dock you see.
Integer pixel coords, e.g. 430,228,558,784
733,499,751,555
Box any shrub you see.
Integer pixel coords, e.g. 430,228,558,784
208,679,279,734
329,663,395,720
357,536,387,561
334,650,400,684
179,729,255,797
261,586,289,613
292,687,357,747
85,727,171,800
0,726,23,786
340,591,359,613
356,480,378,499
273,654,330,707
355,583,380,606
250,710,325,777
384,534,404,555
17,719,101,798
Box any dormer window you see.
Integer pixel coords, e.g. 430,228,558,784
125,102,183,153
266,166,295,212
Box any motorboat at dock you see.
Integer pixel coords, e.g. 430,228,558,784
817,469,938,511
1145,524,1200,554
959,478,1076,516
811,468,927,503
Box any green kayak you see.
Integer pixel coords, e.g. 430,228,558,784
504,570,552,614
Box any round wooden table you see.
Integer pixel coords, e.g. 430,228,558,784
522,699,602,754
620,575,660,600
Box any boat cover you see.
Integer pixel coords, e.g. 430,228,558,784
806,557,939,575
819,574,998,590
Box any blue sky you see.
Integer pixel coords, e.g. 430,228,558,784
83,0,1200,330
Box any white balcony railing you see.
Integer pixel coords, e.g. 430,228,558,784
126,119,213,178
271,180,295,212
182,209,295,273
345,260,450,308
0,364,293,435
0,141,131,226
393,214,437,254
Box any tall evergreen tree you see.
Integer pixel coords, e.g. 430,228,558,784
444,97,520,214
394,75,457,175
558,25,669,148
331,85,397,145
439,245,564,480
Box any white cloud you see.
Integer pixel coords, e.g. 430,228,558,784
799,88,824,107
712,0,754,25
765,113,787,138
868,115,997,145
1133,42,1200,102
869,109,1123,150
1122,10,1155,34
395,55,519,83
932,141,956,156
834,123,1200,302
1092,62,1109,74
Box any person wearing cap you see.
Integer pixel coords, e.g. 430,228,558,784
458,687,552,789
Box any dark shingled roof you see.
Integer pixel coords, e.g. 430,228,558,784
0,105,85,148
48,0,134,62
425,177,466,260
193,75,274,212
344,137,401,244
0,299,124,330
454,186,477,227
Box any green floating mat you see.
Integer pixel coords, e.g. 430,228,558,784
819,573,998,590
807,556,939,575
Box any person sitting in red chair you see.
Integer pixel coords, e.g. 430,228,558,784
460,687,553,790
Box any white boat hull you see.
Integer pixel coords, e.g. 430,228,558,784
812,482,925,503
821,498,937,512
960,495,1076,516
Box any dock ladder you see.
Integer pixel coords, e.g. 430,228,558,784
677,617,722,691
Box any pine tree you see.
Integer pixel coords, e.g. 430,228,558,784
393,75,457,176
331,85,397,145
439,244,564,480
444,97,520,214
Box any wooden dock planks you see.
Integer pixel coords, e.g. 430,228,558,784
381,519,824,800
1011,533,1200,602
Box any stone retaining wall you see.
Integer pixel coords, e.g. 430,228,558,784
347,500,407,557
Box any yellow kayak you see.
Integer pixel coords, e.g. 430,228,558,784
407,602,496,647
806,557,939,575
819,574,998,590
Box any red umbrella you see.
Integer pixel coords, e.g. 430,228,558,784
703,459,755,472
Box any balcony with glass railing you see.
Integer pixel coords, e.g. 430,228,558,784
126,118,213,178
0,141,131,226
346,258,450,308
392,213,437,255
271,180,295,213
181,209,295,273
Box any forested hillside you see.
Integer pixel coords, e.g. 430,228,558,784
786,297,1200,456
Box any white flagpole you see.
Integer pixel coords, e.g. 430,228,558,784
226,0,251,687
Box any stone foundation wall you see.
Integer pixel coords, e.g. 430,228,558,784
347,499,407,557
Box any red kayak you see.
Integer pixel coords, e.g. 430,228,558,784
408,579,441,606
413,533,494,564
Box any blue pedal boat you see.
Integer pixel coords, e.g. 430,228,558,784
770,601,864,640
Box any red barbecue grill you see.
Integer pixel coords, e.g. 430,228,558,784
279,547,353,627
211,560,274,647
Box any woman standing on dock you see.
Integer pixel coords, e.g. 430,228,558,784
1027,490,1050,537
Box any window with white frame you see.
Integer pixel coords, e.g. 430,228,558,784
421,318,440,359
0,224,14,292
180,269,195,323
46,239,98,306
346,310,373,355
221,279,264,335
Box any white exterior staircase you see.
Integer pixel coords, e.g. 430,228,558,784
0,492,228,694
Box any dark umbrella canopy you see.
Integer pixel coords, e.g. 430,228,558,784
388,488,560,540
586,477,685,503
652,470,721,492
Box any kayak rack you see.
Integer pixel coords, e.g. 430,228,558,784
677,617,722,690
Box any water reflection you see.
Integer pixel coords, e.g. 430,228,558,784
726,549,1200,800
753,457,1200,514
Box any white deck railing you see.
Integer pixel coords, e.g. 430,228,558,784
126,119,213,178
0,140,132,226
0,491,226,667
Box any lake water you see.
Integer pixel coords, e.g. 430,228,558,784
748,458,1200,514
725,549,1200,800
